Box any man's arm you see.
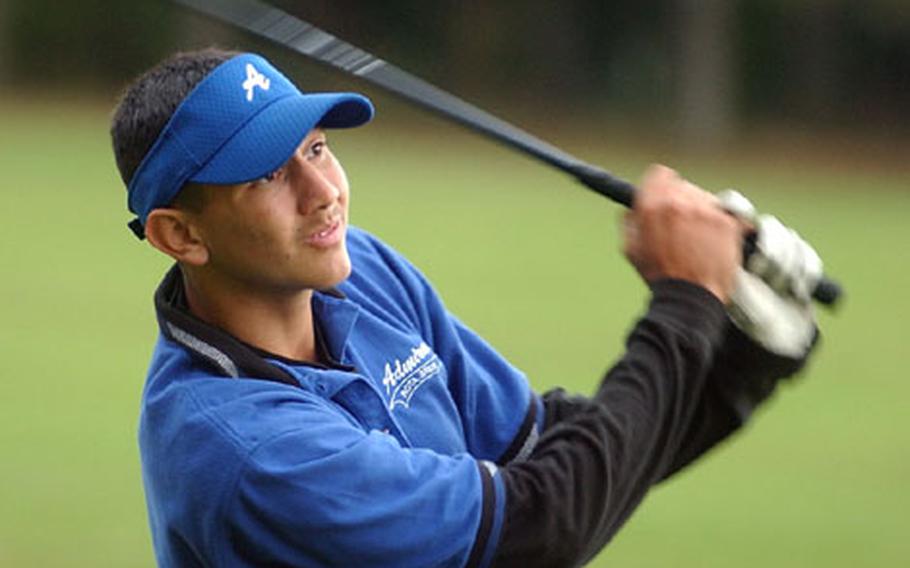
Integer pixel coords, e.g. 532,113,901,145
490,166,753,565
493,279,728,565
491,290,818,566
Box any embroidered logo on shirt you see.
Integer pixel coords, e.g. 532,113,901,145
242,63,270,102
381,341,442,411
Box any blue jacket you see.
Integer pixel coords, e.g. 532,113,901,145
140,227,542,567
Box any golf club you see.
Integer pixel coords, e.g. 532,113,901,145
172,0,842,307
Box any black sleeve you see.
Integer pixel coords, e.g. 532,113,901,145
659,320,816,478
491,279,799,567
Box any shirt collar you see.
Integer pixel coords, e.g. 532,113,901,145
311,289,360,365
153,264,359,385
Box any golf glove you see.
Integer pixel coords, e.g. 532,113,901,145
717,190,819,358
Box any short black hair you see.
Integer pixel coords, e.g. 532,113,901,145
110,48,238,187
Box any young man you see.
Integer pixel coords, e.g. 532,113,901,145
112,49,820,567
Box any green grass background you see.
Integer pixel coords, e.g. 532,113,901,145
1,96,907,567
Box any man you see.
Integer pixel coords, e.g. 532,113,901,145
112,48,820,567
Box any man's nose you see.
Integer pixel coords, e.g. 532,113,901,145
288,153,339,214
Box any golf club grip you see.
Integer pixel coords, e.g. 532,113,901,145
576,164,842,306
810,277,842,306
572,162,636,207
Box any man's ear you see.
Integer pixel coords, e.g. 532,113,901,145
144,208,209,266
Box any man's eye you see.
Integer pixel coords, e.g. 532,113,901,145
308,141,326,158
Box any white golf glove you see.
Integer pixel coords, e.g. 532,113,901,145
717,190,820,359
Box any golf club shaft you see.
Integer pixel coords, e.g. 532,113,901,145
172,0,841,307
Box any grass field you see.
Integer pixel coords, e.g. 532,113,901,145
1,95,907,567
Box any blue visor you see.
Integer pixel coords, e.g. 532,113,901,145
126,52,373,238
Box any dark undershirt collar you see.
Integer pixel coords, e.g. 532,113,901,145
239,317,350,371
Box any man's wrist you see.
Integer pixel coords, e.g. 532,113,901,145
647,278,728,347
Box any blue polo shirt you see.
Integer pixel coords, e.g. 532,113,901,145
139,227,543,567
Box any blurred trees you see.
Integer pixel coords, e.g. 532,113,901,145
1,0,907,143
290,0,910,143
1,0,177,87
675,0,736,145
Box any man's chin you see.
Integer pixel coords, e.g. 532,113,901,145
312,255,352,291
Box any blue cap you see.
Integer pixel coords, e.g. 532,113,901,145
126,53,374,238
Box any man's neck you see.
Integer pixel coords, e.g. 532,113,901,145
181,269,319,363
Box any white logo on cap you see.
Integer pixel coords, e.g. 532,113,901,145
242,63,270,102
